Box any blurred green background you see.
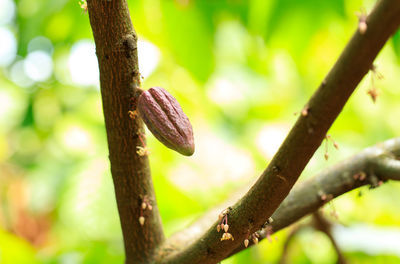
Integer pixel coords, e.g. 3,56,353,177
1,0,400,263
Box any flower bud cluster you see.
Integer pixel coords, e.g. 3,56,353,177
217,208,234,241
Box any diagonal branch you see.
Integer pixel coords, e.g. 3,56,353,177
156,1,400,263
86,1,164,263
162,138,400,258
230,137,400,254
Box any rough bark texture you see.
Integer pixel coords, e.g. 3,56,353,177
84,0,400,263
267,138,400,233
156,1,400,262
232,138,400,255
86,1,164,263
161,138,400,258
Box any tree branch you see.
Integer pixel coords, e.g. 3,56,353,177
161,138,400,258
86,1,164,263
278,224,305,264
156,1,400,262
230,137,400,254
278,212,348,264
312,212,347,264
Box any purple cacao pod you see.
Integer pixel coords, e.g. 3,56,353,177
137,87,195,156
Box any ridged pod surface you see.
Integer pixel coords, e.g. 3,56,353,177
137,87,195,156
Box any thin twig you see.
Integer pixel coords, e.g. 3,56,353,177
313,212,347,264
278,212,347,264
278,224,306,264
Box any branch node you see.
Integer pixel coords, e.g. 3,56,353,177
122,33,138,51
121,33,138,59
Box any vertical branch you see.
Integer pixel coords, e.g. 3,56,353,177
86,1,164,263
278,225,305,264
278,212,348,264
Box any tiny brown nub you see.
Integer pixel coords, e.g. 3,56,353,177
137,87,195,156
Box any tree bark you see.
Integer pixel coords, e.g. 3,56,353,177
155,1,400,262
232,138,400,255
160,138,400,258
86,1,164,263
85,0,400,263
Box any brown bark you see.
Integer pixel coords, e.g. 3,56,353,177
232,138,400,255
156,1,400,262
84,0,400,263
162,138,400,258
86,1,164,263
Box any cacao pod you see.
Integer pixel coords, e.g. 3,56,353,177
137,87,195,156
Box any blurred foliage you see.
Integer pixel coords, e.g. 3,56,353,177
1,0,400,263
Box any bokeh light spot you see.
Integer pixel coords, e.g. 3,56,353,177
24,51,53,82
138,39,160,79
68,40,99,87
0,27,17,66
0,0,15,25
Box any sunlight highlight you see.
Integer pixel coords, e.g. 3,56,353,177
68,40,99,87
